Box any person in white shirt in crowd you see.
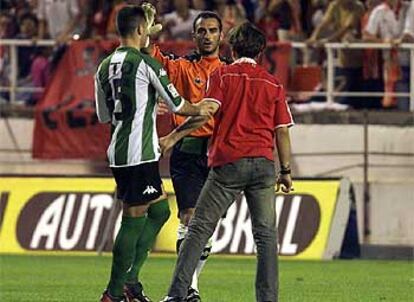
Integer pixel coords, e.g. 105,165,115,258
37,0,81,43
394,0,414,110
397,0,414,43
162,0,201,40
363,0,411,110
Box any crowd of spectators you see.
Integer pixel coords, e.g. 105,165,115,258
0,0,413,110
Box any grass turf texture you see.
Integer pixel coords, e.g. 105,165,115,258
0,254,412,302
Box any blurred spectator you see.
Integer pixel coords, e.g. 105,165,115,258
10,0,33,20
395,0,413,111
311,0,329,30
363,0,410,109
256,0,300,41
397,0,414,43
107,1,168,39
106,0,128,38
0,9,17,38
214,0,227,17
192,0,207,10
289,0,303,38
222,0,247,36
81,0,114,39
360,0,383,109
0,12,15,103
255,0,282,41
268,0,295,41
308,0,365,108
300,0,313,36
14,12,50,105
162,0,201,40
29,47,51,105
16,13,38,79
240,0,256,22
37,0,81,43
155,0,174,15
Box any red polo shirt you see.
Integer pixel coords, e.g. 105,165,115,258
205,57,294,167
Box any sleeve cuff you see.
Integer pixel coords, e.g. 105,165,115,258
205,98,222,107
172,97,185,113
275,122,295,129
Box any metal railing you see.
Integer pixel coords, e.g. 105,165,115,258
291,42,414,110
0,39,56,104
0,39,413,110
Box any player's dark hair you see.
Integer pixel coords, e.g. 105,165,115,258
193,11,222,32
228,22,266,59
116,5,146,38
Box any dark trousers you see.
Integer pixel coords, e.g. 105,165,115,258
168,157,279,302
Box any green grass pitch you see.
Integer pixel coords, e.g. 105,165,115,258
0,254,413,301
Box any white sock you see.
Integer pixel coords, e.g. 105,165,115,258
176,224,212,292
177,223,188,242
190,238,212,291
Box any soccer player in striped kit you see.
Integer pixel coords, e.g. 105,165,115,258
95,5,215,302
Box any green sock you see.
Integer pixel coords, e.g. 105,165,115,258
126,199,170,284
108,215,146,297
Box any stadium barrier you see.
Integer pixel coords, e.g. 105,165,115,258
0,176,356,260
0,39,413,110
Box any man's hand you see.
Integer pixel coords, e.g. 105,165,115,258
157,98,169,115
276,174,293,193
142,2,163,36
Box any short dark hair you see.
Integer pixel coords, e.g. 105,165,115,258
116,5,146,38
192,11,222,32
228,22,266,59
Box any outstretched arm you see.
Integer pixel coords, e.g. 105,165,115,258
159,100,220,154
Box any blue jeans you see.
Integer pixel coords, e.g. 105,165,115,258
168,157,278,302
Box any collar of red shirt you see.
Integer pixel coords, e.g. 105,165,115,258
232,57,257,65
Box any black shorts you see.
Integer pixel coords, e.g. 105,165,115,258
170,137,210,214
111,161,162,205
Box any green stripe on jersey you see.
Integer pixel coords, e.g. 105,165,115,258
141,85,156,161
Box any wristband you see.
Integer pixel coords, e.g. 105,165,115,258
279,169,291,175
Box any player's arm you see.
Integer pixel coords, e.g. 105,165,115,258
94,72,111,123
140,3,163,57
275,126,293,193
274,86,294,193
159,99,220,154
160,68,223,154
140,2,181,77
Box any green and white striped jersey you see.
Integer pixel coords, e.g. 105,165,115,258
95,46,184,167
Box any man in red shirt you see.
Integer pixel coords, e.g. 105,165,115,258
160,21,294,302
